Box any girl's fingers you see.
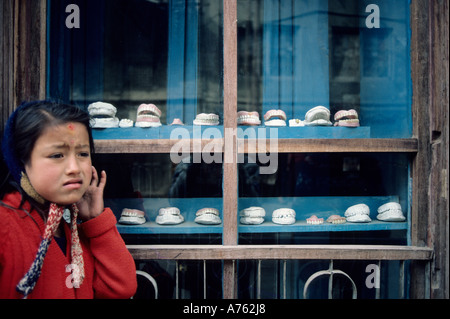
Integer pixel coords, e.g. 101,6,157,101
91,166,99,185
98,170,107,191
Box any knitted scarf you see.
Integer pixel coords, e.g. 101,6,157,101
16,203,85,298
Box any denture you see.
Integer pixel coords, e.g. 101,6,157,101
135,103,162,127
194,208,222,224
264,109,287,121
326,214,346,224
304,106,332,126
119,118,134,128
272,208,296,225
193,113,220,126
264,109,287,126
289,119,305,127
306,215,324,225
155,207,185,225
88,101,120,128
334,109,360,127
237,111,261,126
118,208,146,225
170,118,184,125
344,204,371,223
239,206,266,225
376,202,406,222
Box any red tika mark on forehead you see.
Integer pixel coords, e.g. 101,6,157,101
67,123,75,131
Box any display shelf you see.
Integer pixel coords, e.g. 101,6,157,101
93,127,418,154
109,196,408,235
239,220,407,233
92,125,370,140
108,197,223,235
118,221,223,234
237,126,371,139
92,125,224,140
238,196,408,233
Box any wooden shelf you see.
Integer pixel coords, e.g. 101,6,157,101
243,138,418,153
92,126,418,154
126,244,433,261
94,137,418,154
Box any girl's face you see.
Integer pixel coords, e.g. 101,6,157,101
25,122,92,205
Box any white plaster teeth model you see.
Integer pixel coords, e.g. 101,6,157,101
306,215,324,225
118,208,146,225
272,208,296,225
194,208,222,225
237,111,261,126
344,203,371,223
119,118,134,128
376,202,406,222
88,101,120,128
155,207,185,225
193,113,220,126
326,214,346,224
304,106,332,126
264,109,287,126
334,109,360,127
289,119,305,127
239,206,266,225
135,103,162,127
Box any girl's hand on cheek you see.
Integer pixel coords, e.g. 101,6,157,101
77,166,107,221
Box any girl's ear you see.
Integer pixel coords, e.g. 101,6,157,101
20,172,45,204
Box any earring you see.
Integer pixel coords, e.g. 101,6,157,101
20,172,45,204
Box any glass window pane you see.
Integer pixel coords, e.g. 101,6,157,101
49,0,223,126
238,153,411,245
48,0,224,245
237,0,412,138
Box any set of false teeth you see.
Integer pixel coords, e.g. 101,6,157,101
118,208,146,225
240,206,266,224
88,101,186,128
237,111,261,126
264,110,287,127
136,103,162,127
88,102,121,128
240,206,297,225
344,202,406,223
288,106,360,127
306,214,346,225
377,202,406,221
155,207,184,225
193,113,220,126
272,208,296,225
194,208,222,225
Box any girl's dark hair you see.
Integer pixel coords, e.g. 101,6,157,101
1,100,94,209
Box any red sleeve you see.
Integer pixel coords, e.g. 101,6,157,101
79,208,137,298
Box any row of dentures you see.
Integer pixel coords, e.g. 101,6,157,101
237,107,360,127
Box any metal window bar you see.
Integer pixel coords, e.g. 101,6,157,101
135,270,158,299
174,260,208,299
138,258,430,299
252,259,415,299
128,245,433,299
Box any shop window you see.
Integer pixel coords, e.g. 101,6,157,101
47,0,419,299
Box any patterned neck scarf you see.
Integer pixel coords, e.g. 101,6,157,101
16,203,85,298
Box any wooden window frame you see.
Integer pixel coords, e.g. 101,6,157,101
1,0,447,299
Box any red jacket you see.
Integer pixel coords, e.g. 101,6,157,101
0,191,137,299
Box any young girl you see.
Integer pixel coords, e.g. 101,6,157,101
0,100,137,298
